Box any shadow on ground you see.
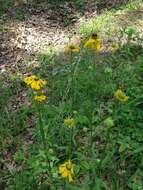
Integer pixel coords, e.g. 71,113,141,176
4,0,131,24
0,0,142,68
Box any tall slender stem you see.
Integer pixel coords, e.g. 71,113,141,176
68,126,74,159
37,104,53,182
89,124,94,189
38,109,47,151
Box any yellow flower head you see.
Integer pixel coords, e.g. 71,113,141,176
114,89,129,102
24,75,38,85
84,38,102,50
66,45,80,53
59,160,74,182
24,75,47,90
34,94,46,102
64,117,75,128
110,42,119,50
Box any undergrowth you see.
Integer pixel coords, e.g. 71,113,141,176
1,27,143,190
0,1,143,190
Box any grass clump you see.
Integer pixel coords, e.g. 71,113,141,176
79,0,143,38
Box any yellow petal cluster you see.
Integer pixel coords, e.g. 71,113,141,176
64,117,75,128
24,75,47,90
114,89,129,102
84,38,102,50
66,45,80,53
34,94,46,102
59,160,74,182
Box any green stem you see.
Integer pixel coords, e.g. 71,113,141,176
37,104,53,182
89,124,94,189
90,124,93,148
65,180,70,189
69,127,74,159
39,109,47,151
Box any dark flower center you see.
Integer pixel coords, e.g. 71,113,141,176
91,33,98,39
66,164,72,170
70,45,75,49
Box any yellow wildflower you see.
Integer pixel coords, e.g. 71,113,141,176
24,75,47,90
59,160,74,182
30,79,46,90
114,89,129,102
110,42,119,50
84,38,102,50
34,94,46,102
66,45,80,53
24,75,38,85
64,117,75,128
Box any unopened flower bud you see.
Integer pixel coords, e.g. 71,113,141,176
83,127,88,132
49,149,54,154
103,117,114,127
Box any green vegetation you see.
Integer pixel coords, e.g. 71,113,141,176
1,0,143,190
80,0,143,37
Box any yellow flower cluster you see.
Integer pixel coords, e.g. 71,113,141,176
24,75,47,102
24,75,47,90
59,160,74,182
65,32,122,55
64,117,76,128
84,33,102,50
66,32,102,53
84,38,102,50
114,89,129,102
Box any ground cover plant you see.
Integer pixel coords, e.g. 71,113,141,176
1,0,143,190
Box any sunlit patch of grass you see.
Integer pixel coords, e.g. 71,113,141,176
120,0,143,10
79,12,115,37
79,0,143,38
38,46,56,65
